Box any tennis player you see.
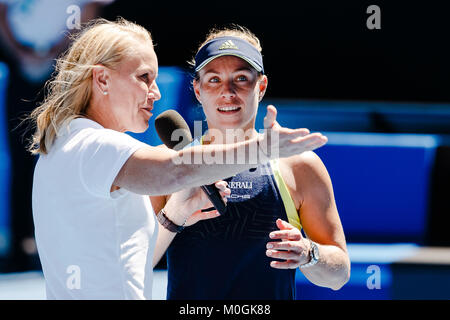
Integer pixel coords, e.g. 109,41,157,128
151,26,350,299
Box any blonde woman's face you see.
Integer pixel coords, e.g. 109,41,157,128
107,40,160,133
193,56,267,132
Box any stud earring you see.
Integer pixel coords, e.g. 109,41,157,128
103,91,108,95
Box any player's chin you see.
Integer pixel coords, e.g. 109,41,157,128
129,121,149,133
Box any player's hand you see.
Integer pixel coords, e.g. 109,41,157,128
259,105,328,160
266,219,312,269
168,181,230,226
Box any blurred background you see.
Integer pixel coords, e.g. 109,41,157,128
0,0,449,299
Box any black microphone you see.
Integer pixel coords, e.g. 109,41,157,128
154,109,227,215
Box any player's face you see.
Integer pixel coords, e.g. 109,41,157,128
104,40,161,133
194,56,267,133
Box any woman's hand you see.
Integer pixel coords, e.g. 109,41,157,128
266,219,312,269
164,181,230,227
259,105,328,160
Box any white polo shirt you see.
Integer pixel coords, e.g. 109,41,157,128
32,118,157,299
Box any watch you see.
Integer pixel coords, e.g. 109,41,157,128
156,208,185,233
300,239,319,268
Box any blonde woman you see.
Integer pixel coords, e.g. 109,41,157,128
151,26,350,299
29,19,327,299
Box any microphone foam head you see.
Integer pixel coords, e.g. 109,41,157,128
154,110,193,150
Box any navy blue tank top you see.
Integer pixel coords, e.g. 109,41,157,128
166,162,297,300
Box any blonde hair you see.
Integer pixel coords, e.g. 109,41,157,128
28,17,153,155
190,24,262,75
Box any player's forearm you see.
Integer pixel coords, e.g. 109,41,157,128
117,138,264,196
171,137,263,189
144,138,262,195
152,199,183,268
300,244,350,290
150,194,180,268
153,225,176,268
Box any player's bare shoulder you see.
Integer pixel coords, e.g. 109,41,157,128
280,151,325,175
278,151,332,206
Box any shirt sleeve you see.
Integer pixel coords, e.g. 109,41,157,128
78,128,147,198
